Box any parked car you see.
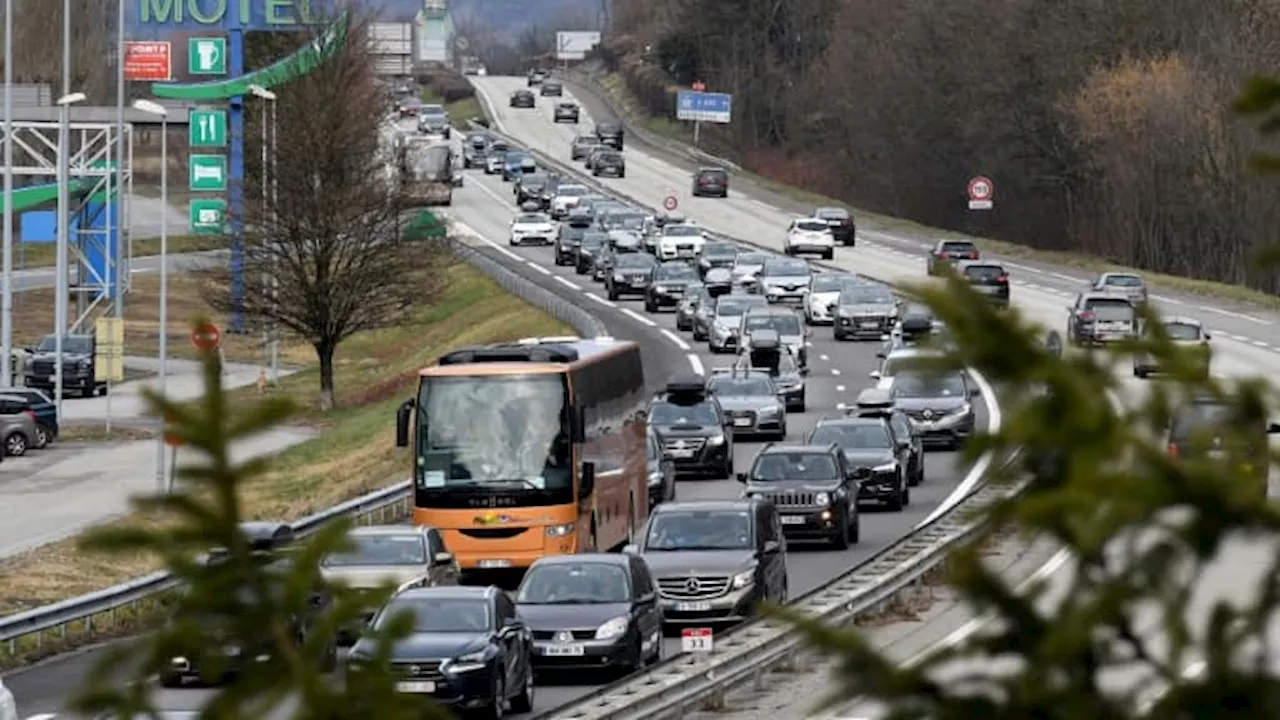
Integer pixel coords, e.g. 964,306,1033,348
0,388,55,448
0,396,39,456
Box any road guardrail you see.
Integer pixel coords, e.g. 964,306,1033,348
0,237,608,667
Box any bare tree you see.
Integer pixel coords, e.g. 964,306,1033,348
3,0,114,101
202,16,448,411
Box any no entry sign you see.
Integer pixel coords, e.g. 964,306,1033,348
967,176,994,210
192,322,222,350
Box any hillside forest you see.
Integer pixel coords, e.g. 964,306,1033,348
593,0,1280,293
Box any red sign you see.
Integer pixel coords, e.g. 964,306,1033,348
692,81,706,92
681,627,713,652
663,195,678,211
967,176,994,201
123,42,172,82
163,409,182,446
191,322,221,351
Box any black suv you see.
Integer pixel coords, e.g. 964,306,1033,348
808,413,910,511
554,223,588,266
645,261,700,312
627,498,786,625
739,443,860,548
605,252,658,300
692,167,729,198
850,388,925,487
646,375,734,478
25,333,103,397
596,122,624,150
515,172,552,208
576,230,608,276
957,261,1010,306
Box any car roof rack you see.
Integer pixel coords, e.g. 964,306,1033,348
745,328,781,350
850,388,895,416
661,373,709,403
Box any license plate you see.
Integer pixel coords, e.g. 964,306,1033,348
675,601,711,612
478,559,512,569
859,321,879,328
543,644,586,656
670,449,695,459
396,681,436,693
780,515,806,525
733,418,751,427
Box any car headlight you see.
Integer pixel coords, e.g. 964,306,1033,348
731,568,755,589
445,649,489,673
759,406,779,417
595,616,629,641
706,433,725,446
873,462,897,474
648,470,663,487
814,491,831,506
953,403,973,416
545,523,575,537
613,273,625,281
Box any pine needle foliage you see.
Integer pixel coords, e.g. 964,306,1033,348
772,262,1280,717
69,321,451,720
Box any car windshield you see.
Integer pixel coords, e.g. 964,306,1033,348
812,275,851,292
751,452,840,481
736,254,767,267
581,234,607,249
645,510,751,551
657,264,698,280
1084,298,1134,321
665,225,701,237
704,243,737,258
506,152,529,164
648,401,720,426
816,208,849,220
742,314,801,335
616,254,655,269
1104,275,1144,287
558,185,587,197
892,371,967,398
522,175,549,187
764,260,810,277
517,562,630,604
377,597,489,633
421,105,445,115
716,300,751,317
809,423,892,449
709,376,774,396
516,213,548,224
575,136,596,145
842,287,894,304
321,533,426,567
36,336,92,353
1161,322,1203,341
699,169,727,180
795,220,830,232
465,134,488,146
940,242,978,254
600,152,622,162
963,265,1005,281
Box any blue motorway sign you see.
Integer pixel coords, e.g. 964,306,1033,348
676,91,732,124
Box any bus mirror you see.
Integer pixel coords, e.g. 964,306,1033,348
580,461,596,497
395,399,415,447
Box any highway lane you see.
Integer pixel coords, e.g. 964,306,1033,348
474,74,1280,713
4,147,988,720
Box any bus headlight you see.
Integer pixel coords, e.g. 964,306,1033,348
545,523,575,537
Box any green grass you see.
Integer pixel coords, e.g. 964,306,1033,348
590,71,1280,311
17,235,224,269
0,261,572,623
420,87,484,125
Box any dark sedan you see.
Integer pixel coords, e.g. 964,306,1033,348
888,370,979,449
510,90,536,108
515,555,663,674
645,261,700,312
347,586,534,716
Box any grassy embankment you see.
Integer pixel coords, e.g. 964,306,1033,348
588,70,1280,310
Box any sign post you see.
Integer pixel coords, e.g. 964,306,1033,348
675,90,732,146
967,176,994,211
122,42,172,81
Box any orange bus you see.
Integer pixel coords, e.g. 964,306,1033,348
394,336,649,571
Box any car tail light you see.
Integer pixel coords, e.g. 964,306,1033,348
698,177,709,185
1078,310,1095,321
24,409,36,421
996,275,1009,283
938,252,951,259
841,218,852,225
967,252,979,259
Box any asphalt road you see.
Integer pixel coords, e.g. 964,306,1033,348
2,124,991,719
7,250,219,293
463,77,1280,713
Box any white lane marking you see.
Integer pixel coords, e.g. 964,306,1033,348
553,276,581,290
1149,294,1184,305
1254,340,1270,348
830,368,841,376
661,329,690,350
820,354,830,362
470,170,520,210
1202,305,1271,324
1001,262,1042,274
915,366,1002,528
835,402,846,410
585,293,616,308
1047,271,1077,282
686,353,704,374
525,261,552,276
835,385,846,392
621,308,657,327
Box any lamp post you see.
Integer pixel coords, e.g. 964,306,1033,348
2,0,15,387
248,85,279,383
132,99,169,493
54,92,86,425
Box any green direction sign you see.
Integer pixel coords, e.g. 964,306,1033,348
189,198,227,235
189,154,227,191
189,109,227,147
189,37,227,75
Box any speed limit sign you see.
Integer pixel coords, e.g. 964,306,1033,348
663,195,678,211
967,176,994,210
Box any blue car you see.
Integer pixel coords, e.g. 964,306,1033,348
503,151,535,181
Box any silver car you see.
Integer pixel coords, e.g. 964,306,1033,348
708,294,768,353
832,284,900,340
0,397,38,456
871,346,942,391
740,306,809,367
1133,316,1211,379
730,252,770,291
758,257,813,304
1092,271,1148,307
677,283,711,332
707,369,786,438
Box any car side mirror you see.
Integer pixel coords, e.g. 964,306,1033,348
1204,333,1212,341
736,472,748,483
869,370,881,379
799,366,810,376
761,540,781,555
580,461,596,497
434,551,454,565
622,543,639,555
395,399,415,447
969,386,981,399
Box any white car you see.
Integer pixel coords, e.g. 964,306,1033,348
805,273,857,325
0,677,15,720
509,211,557,246
784,218,836,259
485,153,506,174
656,223,707,260
551,184,588,218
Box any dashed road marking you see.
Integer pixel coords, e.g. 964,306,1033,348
585,293,616,308
620,308,657,327
660,329,690,350
553,276,581,290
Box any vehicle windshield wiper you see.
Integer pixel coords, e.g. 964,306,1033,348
446,478,544,491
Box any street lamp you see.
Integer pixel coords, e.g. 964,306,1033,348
53,92,86,426
248,85,280,383
131,98,169,493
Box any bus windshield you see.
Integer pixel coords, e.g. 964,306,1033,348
405,145,450,181
417,374,571,492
